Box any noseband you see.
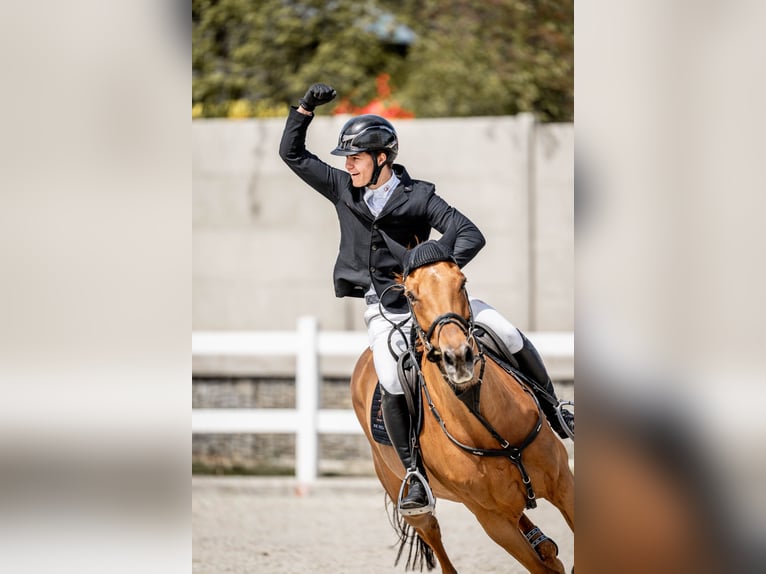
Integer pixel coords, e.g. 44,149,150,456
417,311,474,363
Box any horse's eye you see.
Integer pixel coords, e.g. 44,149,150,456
405,291,417,303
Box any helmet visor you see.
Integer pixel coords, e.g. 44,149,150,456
330,125,396,156
330,132,362,156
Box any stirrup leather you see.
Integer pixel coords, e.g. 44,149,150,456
397,469,436,516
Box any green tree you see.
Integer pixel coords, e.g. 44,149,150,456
193,0,405,117
385,0,573,120
192,0,573,121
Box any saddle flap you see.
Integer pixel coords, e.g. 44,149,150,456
397,349,423,421
370,383,392,446
369,350,424,447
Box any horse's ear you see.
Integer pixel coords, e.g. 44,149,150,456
380,231,408,265
437,221,458,252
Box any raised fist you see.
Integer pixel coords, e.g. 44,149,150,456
299,83,337,112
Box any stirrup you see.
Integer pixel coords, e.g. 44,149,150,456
555,400,574,440
397,469,436,516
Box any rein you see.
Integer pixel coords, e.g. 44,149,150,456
411,293,543,509
417,365,542,508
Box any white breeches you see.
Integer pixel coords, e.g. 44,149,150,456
364,297,523,395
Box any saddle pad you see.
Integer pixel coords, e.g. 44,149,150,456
371,382,392,446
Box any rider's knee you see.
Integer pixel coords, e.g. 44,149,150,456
471,298,524,354
374,358,404,394
379,374,404,395
506,327,524,354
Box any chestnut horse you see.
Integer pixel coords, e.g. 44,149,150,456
350,256,574,574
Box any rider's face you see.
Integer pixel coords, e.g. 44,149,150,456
345,152,383,188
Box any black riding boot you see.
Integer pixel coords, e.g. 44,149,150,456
513,332,574,440
380,392,429,510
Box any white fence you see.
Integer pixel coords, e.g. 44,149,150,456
192,316,574,489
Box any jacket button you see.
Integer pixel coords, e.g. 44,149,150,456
372,224,379,230
371,245,378,251
370,266,376,272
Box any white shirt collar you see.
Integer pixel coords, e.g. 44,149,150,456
363,173,400,217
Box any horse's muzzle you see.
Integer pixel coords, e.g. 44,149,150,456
441,342,476,385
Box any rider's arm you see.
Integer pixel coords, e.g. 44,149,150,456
279,107,343,203
279,83,342,202
425,193,486,268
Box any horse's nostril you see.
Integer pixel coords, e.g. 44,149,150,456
464,346,474,364
443,349,455,366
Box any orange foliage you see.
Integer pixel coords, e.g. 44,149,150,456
333,74,415,119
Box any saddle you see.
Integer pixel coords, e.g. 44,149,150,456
472,322,521,371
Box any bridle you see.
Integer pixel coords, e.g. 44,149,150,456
418,311,473,363
407,282,487,374
379,282,485,381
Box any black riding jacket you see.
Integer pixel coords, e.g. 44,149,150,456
279,107,486,313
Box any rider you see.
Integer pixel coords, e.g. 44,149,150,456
279,83,574,513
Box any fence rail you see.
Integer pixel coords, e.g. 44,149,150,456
192,316,573,488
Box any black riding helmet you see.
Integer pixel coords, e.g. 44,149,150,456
331,114,399,186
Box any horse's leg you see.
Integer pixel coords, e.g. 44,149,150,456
472,508,565,574
548,466,575,532
372,456,459,574
403,513,458,574
519,512,563,570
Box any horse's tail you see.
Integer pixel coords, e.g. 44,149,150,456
385,493,436,572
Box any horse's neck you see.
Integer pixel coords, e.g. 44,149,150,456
421,360,537,447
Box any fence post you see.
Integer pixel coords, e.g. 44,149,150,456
295,316,319,494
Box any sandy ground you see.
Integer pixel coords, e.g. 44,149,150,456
193,476,573,574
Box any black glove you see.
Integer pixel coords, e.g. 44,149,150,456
299,83,336,112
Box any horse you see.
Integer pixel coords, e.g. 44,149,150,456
350,242,575,574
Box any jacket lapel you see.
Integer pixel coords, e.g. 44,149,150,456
343,187,375,222
376,186,409,218
377,166,413,218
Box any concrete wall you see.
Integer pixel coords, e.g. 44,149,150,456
193,115,573,335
